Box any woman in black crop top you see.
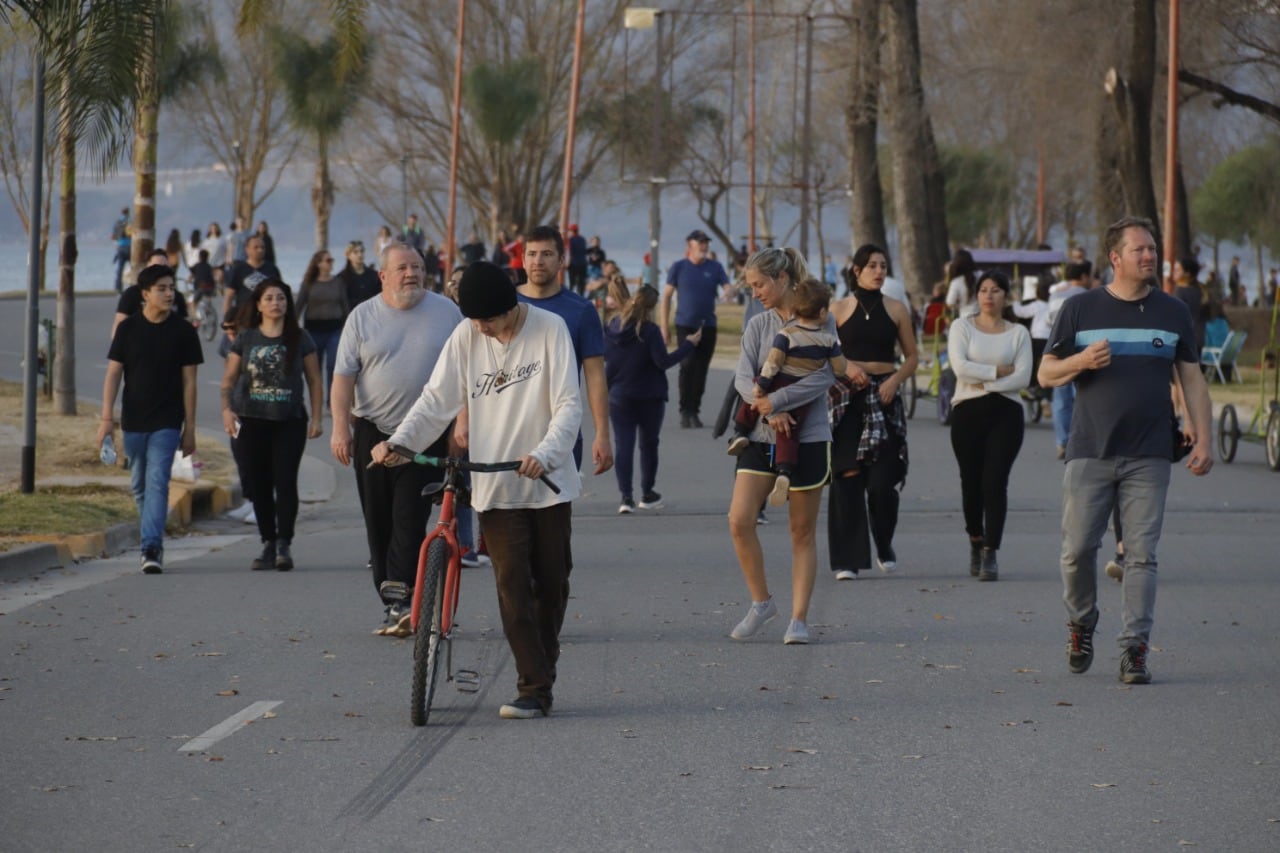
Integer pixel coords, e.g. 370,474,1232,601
826,244,918,578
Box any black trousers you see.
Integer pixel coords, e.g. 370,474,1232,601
949,393,1024,550
676,324,717,417
352,417,443,596
828,386,905,573
237,417,306,542
479,502,573,711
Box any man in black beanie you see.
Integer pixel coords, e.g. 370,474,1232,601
373,261,582,719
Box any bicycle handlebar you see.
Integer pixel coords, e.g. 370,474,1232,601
378,444,561,494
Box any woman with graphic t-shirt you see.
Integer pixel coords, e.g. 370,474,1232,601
221,279,324,572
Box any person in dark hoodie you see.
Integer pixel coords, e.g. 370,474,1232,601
604,277,701,514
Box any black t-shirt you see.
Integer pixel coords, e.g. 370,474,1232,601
226,261,283,319
108,311,204,432
229,327,317,421
191,261,215,291
116,284,189,319
340,264,381,308
586,246,606,269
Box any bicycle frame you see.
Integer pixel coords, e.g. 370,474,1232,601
410,471,462,636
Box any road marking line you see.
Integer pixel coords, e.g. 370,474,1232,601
178,701,282,752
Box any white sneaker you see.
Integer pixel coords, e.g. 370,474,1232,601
225,503,252,522
768,473,791,507
783,619,810,645
834,569,857,581
243,507,257,525
726,436,750,456
877,559,897,574
730,598,778,640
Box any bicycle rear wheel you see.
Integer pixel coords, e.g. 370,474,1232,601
411,538,448,726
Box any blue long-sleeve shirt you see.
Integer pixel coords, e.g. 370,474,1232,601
604,317,694,402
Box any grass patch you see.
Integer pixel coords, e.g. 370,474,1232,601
0,484,137,541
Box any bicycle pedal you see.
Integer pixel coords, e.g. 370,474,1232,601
454,669,480,693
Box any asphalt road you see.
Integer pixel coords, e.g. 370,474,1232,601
2,292,1278,851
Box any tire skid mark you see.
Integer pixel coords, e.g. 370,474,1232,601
338,634,507,822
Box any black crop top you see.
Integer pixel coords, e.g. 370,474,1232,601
837,286,899,362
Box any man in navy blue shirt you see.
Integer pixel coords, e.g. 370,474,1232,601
516,224,613,475
566,224,589,296
1039,216,1213,685
661,229,729,428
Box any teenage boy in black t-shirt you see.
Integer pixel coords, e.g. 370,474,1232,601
98,264,204,574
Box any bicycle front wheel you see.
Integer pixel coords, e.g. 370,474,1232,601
411,538,448,726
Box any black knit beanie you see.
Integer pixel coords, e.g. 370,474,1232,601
457,261,518,319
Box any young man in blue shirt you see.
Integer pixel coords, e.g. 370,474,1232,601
660,229,729,428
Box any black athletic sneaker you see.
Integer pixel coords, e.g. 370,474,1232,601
638,491,664,510
141,546,163,575
251,540,276,571
499,696,548,719
1119,643,1152,684
275,540,293,571
1067,621,1095,674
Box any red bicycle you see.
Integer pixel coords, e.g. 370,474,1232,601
384,446,559,726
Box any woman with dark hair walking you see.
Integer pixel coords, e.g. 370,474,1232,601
945,248,978,318
220,279,324,570
604,282,700,513
296,248,349,402
827,244,919,579
947,270,1032,581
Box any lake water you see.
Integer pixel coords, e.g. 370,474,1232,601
0,243,652,296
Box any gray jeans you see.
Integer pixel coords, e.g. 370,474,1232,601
1060,457,1171,648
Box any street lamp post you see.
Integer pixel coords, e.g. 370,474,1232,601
625,7,664,289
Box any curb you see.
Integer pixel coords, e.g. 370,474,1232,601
0,482,236,579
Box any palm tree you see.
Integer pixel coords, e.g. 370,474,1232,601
270,27,370,250
239,0,367,79
129,1,224,274
2,0,155,414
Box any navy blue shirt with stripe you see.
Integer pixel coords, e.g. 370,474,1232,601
1046,286,1196,461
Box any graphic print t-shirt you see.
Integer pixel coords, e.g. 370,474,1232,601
230,327,316,421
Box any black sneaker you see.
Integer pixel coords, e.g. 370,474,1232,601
638,491,664,510
1067,621,1095,674
1119,643,1152,684
141,547,163,574
251,540,276,571
617,496,636,514
978,548,998,581
499,696,548,719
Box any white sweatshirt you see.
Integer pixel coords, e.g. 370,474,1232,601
947,316,1033,408
388,306,582,511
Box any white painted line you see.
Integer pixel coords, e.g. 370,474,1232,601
178,700,282,752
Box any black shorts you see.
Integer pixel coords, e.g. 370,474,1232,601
735,441,830,492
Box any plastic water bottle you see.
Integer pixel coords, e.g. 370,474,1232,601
100,434,117,466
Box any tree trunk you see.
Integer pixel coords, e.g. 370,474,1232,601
54,83,77,416
129,17,159,277
846,0,887,259
883,0,948,302
312,136,334,250
1101,0,1160,243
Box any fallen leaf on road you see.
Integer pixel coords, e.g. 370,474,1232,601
1056,701,1073,706
216,689,239,697
743,765,772,771
262,711,277,719
1013,668,1040,674
788,748,817,755
344,712,361,718
1177,842,1196,847
195,652,224,657
1091,783,1115,788
865,680,883,684
207,756,224,762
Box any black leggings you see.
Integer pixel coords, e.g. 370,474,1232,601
237,417,307,543
828,385,905,572
948,394,1024,550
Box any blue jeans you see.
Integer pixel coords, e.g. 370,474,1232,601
123,428,181,553
1051,382,1076,449
308,328,342,401
1059,456,1171,648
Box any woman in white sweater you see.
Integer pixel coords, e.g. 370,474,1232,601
946,270,1032,581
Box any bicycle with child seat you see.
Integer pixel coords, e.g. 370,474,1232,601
381,445,560,726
